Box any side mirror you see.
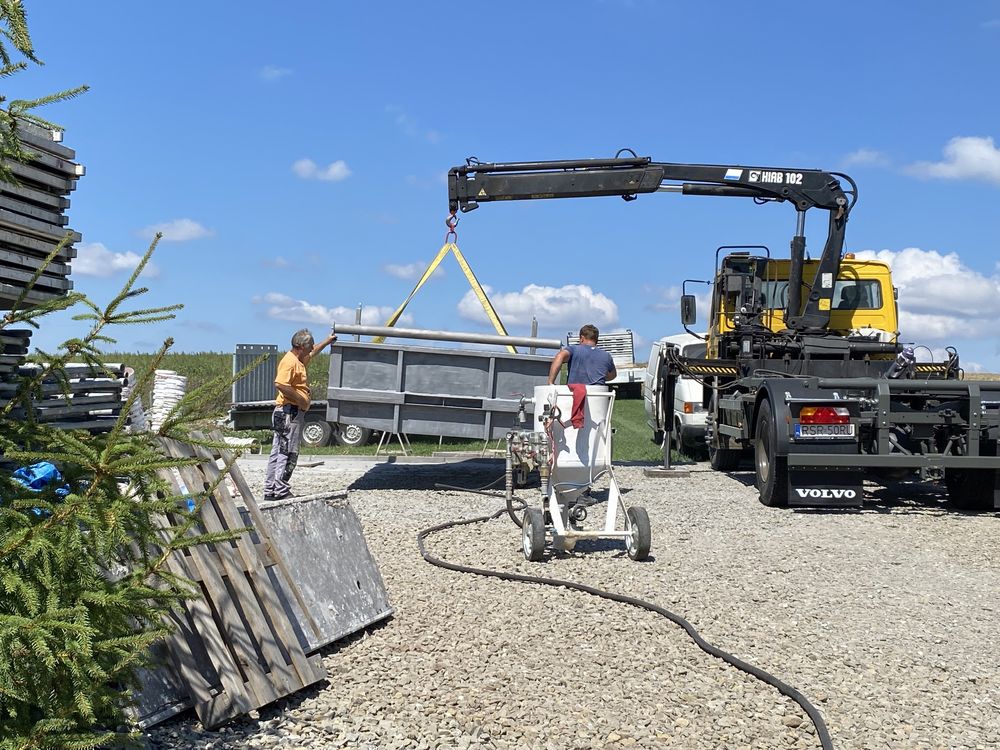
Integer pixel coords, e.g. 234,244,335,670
680,294,697,326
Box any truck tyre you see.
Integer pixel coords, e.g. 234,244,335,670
707,396,741,471
300,417,333,448
333,423,373,447
945,442,998,511
754,402,788,507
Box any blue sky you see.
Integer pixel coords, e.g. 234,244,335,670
11,1,1000,369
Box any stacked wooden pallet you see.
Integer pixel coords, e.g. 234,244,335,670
132,434,329,729
0,363,123,432
0,118,83,310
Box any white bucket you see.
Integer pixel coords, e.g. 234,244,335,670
532,384,613,505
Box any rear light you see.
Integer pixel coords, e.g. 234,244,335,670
799,406,850,425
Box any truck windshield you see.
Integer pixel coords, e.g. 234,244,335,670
761,279,883,311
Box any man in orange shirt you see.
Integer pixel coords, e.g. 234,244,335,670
264,328,337,501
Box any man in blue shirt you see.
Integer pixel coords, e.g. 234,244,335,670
548,324,617,385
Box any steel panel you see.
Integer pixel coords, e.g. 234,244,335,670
233,344,278,404
327,341,549,439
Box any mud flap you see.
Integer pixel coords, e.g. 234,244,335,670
787,468,863,507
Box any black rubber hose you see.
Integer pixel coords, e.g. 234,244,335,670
416,507,833,750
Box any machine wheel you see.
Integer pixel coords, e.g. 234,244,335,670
754,402,788,507
625,506,651,561
333,423,372,447
522,508,546,561
707,395,741,471
300,417,333,449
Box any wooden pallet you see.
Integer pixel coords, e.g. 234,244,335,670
148,436,326,728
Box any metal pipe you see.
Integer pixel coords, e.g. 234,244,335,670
330,323,562,350
812,378,1000,392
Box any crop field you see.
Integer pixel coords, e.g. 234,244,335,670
97,352,999,462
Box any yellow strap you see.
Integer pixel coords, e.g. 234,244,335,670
450,244,515,353
375,242,517,354
372,243,451,343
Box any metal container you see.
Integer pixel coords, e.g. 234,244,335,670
326,341,551,440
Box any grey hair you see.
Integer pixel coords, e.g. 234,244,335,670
291,328,314,349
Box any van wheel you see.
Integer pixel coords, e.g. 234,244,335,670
755,402,788,507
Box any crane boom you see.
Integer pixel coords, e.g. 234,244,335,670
447,156,858,333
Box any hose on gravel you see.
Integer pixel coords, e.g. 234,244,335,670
416,506,834,750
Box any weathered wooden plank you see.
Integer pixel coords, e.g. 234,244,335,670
205,430,325,646
182,434,324,686
149,509,255,725
156,464,279,708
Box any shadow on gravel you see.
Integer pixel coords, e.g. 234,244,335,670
348,460,508,491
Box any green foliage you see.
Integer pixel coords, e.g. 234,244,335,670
0,235,248,749
0,2,88,184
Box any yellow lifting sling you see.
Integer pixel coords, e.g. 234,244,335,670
374,230,516,353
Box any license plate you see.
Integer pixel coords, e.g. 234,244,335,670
794,423,855,439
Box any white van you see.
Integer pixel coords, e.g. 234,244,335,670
643,333,708,456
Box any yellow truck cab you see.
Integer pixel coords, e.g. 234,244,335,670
707,255,898,359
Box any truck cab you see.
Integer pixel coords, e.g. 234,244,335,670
707,254,899,361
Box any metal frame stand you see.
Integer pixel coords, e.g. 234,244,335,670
375,431,411,456
643,355,691,478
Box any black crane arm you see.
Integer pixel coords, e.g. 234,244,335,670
447,156,858,332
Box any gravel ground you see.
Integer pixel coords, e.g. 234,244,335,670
146,457,1000,750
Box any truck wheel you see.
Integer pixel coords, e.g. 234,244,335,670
333,423,372,447
625,506,651,561
522,508,546,561
754,403,788,507
707,396,741,470
945,441,998,511
300,418,332,448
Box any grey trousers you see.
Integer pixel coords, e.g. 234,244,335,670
264,405,305,499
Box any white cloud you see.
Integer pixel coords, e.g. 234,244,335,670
382,261,445,281
262,256,293,269
854,247,1000,342
292,158,352,182
259,65,292,82
842,148,889,168
904,136,1000,185
385,105,442,144
139,218,213,242
457,283,618,328
252,292,412,327
74,242,159,278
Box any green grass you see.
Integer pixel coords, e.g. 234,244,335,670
234,394,681,463
91,351,679,463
